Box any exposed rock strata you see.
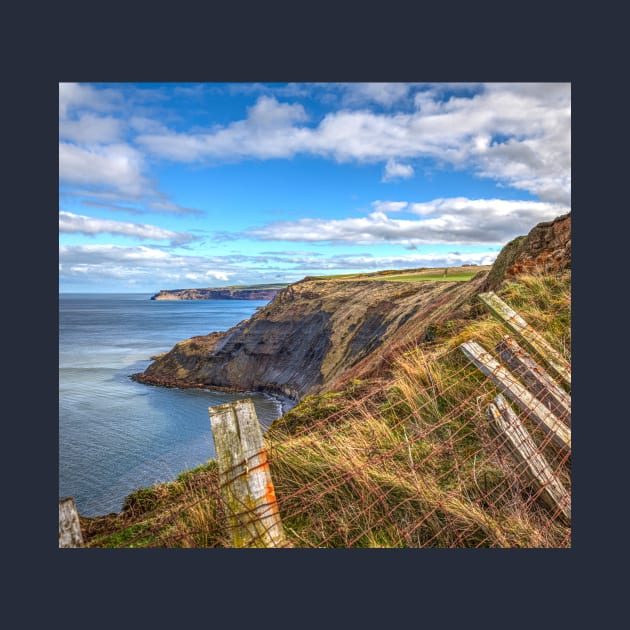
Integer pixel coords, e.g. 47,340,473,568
134,276,487,400
483,213,571,291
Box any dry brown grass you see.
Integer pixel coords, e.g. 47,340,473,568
82,271,571,548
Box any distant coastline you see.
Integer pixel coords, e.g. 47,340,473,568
150,283,287,301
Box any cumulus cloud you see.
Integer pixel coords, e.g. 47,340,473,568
59,244,231,285
137,96,310,162
59,83,204,215
59,82,122,119
372,200,409,213
246,197,568,246
340,83,412,107
59,113,124,144
136,84,570,202
59,211,194,246
382,159,415,182
59,142,149,198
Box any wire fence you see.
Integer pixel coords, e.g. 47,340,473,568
264,342,571,548
78,337,570,549
75,290,571,549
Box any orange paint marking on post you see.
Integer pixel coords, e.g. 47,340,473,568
209,399,290,548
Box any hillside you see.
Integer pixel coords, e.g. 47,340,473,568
134,265,491,400
82,213,571,548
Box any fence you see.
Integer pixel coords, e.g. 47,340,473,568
74,286,571,548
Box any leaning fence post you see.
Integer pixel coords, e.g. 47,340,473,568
209,399,289,548
487,394,571,525
59,497,84,548
477,292,571,388
460,340,571,452
495,335,571,425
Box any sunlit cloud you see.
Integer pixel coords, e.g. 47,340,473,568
246,197,567,245
59,211,195,246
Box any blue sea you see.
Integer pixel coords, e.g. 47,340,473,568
59,294,289,517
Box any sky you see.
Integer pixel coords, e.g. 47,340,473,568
59,82,571,293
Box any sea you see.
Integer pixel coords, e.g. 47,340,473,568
59,293,290,517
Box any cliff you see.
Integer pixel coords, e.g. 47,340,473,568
134,273,487,400
151,285,285,301
482,212,571,291
134,214,571,402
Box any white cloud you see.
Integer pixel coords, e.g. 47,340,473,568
136,84,570,202
246,197,568,246
340,83,411,107
372,200,409,213
59,142,149,197
137,96,310,162
59,113,124,144
382,159,415,182
59,83,204,216
59,244,232,286
286,250,499,271
59,211,194,246
59,82,122,119
61,190,203,216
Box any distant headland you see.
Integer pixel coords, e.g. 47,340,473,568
150,283,288,301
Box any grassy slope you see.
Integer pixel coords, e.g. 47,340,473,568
80,271,570,548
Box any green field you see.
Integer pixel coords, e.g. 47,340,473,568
308,265,491,283
376,273,479,282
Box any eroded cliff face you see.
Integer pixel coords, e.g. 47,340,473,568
133,275,487,400
483,213,571,291
134,214,571,402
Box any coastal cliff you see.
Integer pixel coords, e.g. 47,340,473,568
134,214,571,402
134,273,488,400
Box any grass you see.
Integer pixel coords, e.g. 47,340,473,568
307,265,491,283
80,271,570,548
374,273,479,282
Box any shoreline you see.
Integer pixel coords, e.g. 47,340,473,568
130,372,297,418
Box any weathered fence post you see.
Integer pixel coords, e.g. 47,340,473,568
477,292,571,388
460,340,571,452
495,335,571,425
59,497,84,548
209,399,289,548
486,394,571,525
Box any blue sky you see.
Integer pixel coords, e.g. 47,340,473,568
59,82,571,293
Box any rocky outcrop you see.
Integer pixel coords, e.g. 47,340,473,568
134,275,487,400
151,287,284,301
483,213,571,291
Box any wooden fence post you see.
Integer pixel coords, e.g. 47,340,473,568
495,335,571,425
59,497,84,548
487,394,571,525
460,340,571,452
477,292,571,388
209,399,289,548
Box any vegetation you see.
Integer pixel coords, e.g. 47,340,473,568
80,271,570,548
374,272,479,282
222,282,288,290
306,264,491,283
